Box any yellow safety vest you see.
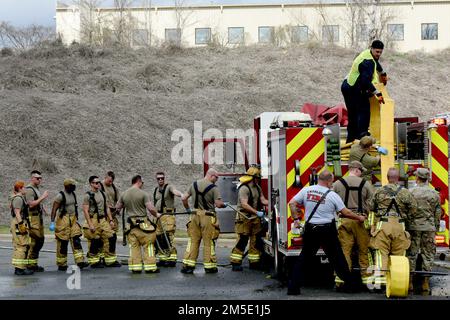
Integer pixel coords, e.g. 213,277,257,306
346,49,379,87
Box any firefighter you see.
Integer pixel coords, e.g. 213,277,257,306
115,175,162,273
369,168,416,291
230,165,268,271
180,168,225,274
341,39,387,143
153,171,183,267
100,171,120,264
287,170,366,295
50,179,89,271
82,175,121,268
407,168,441,294
332,161,374,289
10,181,34,276
349,136,383,182
24,170,49,272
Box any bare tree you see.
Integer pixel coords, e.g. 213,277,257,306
73,0,104,45
172,0,195,47
0,22,55,50
112,0,135,46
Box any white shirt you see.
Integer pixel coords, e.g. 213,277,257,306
292,185,345,224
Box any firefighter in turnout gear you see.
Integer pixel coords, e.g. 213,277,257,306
82,176,121,268
180,168,225,274
230,165,268,271
115,175,162,273
407,168,441,294
153,172,183,267
369,168,416,290
24,170,49,272
50,179,89,271
10,181,34,276
100,171,120,264
332,161,374,289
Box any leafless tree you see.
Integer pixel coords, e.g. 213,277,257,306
112,0,135,46
73,0,104,45
172,0,195,47
0,22,55,50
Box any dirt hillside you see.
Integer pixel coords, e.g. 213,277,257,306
1,41,449,225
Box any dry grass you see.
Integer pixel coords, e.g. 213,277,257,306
1,41,449,226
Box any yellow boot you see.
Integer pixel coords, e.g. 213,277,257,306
421,277,430,295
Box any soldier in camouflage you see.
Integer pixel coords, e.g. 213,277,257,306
368,168,417,291
407,168,441,295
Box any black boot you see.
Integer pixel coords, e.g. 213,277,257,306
77,262,90,269
58,266,68,271
15,268,34,276
232,264,243,272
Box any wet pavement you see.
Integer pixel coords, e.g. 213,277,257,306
0,236,449,300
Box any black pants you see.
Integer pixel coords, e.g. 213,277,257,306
341,80,371,143
288,221,353,290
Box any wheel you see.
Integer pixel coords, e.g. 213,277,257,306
439,253,446,261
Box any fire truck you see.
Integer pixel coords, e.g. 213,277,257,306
203,107,450,281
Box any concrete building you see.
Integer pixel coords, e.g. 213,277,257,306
56,0,450,52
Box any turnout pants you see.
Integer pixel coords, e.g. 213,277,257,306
182,210,220,271
407,230,435,273
127,226,157,272
341,80,371,143
27,214,45,268
156,214,177,263
369,217,411,287
55,214,85,266
289,221,353,291
335,217,372,286
83,215,117,265
10,218,30,270
230,215,262,266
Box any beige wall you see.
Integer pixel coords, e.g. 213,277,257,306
56,1,450,52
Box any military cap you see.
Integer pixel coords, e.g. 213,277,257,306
415,168,430,180
359,136,376,148
348,160,367,172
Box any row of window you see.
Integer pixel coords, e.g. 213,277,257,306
128,22,440,46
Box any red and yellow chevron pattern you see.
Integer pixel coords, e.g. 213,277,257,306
430,126,449,247
285,128,325,249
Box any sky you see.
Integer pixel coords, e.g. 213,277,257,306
0,0,304,28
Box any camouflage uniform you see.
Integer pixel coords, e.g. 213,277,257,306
369,184,417,287
407,181,441,293
349,144,379,182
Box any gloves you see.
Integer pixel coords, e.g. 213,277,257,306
376,146,388,155
376,92,385,104
256,211,264,218
49,222,55,232
223,202,230,207
380,73,388,85
18,221,27,234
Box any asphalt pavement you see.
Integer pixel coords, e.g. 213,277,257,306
0,235,449,300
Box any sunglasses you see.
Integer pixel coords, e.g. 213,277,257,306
35,177,42,180
92,181,101,184
156,177,165,181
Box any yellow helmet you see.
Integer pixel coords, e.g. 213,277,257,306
63,178,76,186
239,165,261,183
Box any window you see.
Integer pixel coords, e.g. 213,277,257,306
322,25,339,42
195,28,211,44
357,24,369,42
165,28,181,44
387,24,404,41
258,26,274,43
228,27,244,44
132,29,148,46
291,26,308,43
421,23,438,40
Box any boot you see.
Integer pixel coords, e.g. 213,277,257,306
421,277,431,295
77,262,90,269
232,264,243,272
408,276,414,293
15,268,34,276
58,266,68,271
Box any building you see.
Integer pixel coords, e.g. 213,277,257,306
56,0,450,52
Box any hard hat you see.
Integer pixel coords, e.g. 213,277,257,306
239,165,261,183
359,136,376,148
63,178,76,186
414,168,430,179
348,160,367,172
